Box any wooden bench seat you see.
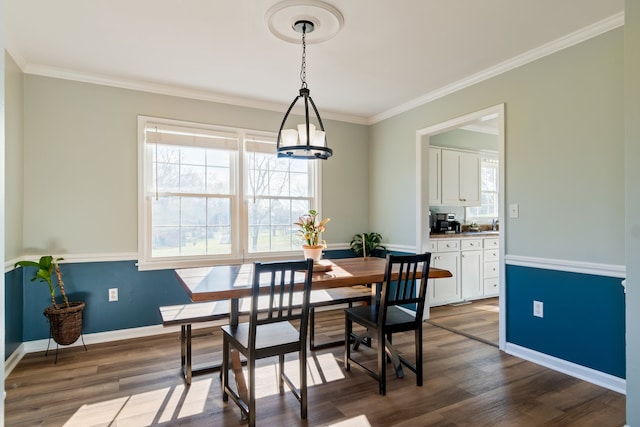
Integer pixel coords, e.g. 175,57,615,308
159,301,230,385
308,286,373,350
159,286,373,384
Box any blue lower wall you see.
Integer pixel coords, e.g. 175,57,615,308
5,268,24,360
21,261,192,341
8,249,364,349
506,265,626,378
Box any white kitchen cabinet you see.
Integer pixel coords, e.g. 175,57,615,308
429,147,441,205
428,235,499,305
483,238,500,297
428,242,460,306
460,238,483,300
440,149,481,206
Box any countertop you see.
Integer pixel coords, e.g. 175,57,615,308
430,231,499,239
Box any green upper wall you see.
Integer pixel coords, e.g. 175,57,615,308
4,52,23,261
18,75,368,256
369,28,624,266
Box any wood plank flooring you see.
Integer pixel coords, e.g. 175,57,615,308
5,307,625,426
428,297,500,346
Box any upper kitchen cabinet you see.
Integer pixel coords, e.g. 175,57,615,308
429,147,441,205
431,147,481,206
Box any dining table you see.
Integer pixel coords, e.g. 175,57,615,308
175,256,452,326
174,256,452,402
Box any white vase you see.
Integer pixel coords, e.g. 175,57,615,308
302,245,324,262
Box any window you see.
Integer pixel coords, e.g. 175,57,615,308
138,117,319,270
466,157,499,222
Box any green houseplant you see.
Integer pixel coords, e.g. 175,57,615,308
294,209,330,261
350,232,388,257
15,256,85,346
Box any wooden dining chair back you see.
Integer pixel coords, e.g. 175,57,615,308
344,252,431,395
221,258,314,427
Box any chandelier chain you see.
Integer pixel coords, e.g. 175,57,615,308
299,23,308,89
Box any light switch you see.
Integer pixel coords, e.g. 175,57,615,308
509,203,519,218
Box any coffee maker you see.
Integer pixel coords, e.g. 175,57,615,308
433,213,460,233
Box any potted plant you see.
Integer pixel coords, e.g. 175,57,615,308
294,209,330,261
350,232,388,257
15,256,85,346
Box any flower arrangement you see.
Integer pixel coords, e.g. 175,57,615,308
294,209,330,247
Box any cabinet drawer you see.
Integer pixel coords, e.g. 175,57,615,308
460,239,482,250
484,238,499,249
428,241,438,252
484,249,499,261
484,261,499,278
484,278,499,295
437,239,460,252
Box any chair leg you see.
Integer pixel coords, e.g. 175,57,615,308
300,347,308,419
222,337,229,402
344,315,351,371
416,327,423,387
248,358,256,427
378,329,386,396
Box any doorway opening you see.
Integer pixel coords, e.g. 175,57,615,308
415,104,506,350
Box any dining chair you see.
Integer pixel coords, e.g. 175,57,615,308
344,252,432,395
221,258,314,426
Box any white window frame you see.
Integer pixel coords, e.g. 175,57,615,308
137,116,321,270
465,156,499,223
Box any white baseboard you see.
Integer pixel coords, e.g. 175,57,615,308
505,342,626,394
4,322,217,379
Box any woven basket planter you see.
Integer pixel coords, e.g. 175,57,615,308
43,301,85,345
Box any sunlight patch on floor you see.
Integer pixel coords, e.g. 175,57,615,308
328,414,372,426
61,355,343,425
63,379,215,426
246,353,345,399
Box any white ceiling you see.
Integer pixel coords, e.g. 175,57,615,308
5,0,624,124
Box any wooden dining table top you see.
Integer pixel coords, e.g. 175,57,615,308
175,256,452,302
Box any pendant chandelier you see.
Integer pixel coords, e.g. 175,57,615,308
276,20,333,160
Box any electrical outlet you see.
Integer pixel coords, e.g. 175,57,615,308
108,288,118,302
533,300,543,318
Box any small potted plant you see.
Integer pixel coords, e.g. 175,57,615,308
15,256,85,346
294,209,330,261
350,232,387,257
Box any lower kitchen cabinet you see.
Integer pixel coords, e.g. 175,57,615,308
428,235,500,306
428,250,460,306
460,249,483,300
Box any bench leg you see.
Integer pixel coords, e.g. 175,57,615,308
180,324,193,385
310,302,361,351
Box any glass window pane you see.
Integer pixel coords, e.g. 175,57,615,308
207,226,231,254
153,197,180,226
180,197,206,226
152,226,180,257
181,146,206,166
206,166,230,194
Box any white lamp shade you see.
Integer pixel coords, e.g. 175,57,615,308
297,123,316,145
281,129,298,146
314,130,326,147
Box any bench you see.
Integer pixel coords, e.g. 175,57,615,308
159,301,230,385
308,286,373,350
160,286,373,384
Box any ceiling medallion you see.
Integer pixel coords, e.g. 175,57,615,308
265,0,344,44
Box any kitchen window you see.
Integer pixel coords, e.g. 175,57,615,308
466,157,498,221
137,116,319,270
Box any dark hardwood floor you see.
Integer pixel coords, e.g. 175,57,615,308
5,306,625,426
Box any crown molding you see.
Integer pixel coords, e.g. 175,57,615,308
7,11,624,127
17,63,369,125
369,12,624,124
